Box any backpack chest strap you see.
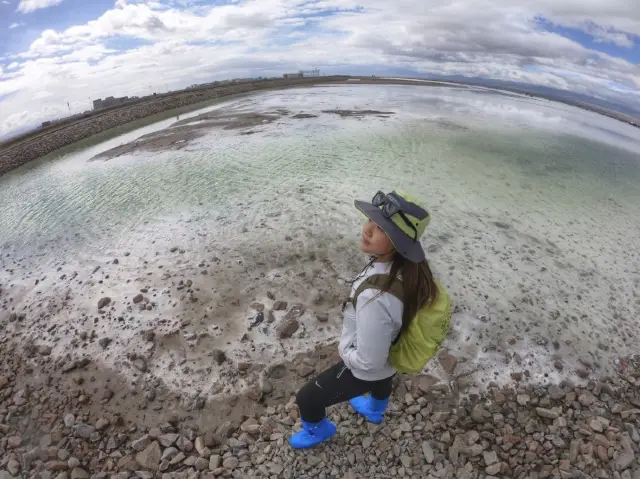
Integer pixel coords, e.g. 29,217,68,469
347,274,404,309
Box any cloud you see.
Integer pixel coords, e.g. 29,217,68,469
584,23,634,48
9,22,25,29
1,0,639,137
16,0,62,14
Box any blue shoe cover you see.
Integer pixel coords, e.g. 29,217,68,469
349,395,389,424
289,418,336,449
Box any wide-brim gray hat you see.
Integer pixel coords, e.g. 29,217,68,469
355,190,430,263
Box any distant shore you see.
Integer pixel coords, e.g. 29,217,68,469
0,77,460,177
0,76,341,177
2,75,637,177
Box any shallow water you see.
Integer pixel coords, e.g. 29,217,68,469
1,84,639,394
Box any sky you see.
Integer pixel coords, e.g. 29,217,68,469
1,0,639,138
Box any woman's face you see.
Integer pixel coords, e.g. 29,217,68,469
360,219,394,256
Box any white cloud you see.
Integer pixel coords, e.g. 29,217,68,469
585,23,634,48
1,0,639,137
9,22,25,29
16,0,62,14
2,1,10,4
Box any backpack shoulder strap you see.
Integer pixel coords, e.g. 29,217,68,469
350,274,404,309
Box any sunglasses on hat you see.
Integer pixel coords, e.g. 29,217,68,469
372,191,428,242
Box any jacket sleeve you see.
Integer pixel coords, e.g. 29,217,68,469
342,288,398,372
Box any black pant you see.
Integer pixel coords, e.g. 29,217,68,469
295,361,395,423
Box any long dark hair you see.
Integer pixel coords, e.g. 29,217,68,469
376,254,439,337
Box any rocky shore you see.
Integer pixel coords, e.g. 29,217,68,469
0,76,347,177
1,330,639,479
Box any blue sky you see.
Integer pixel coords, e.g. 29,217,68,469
536,17,640,64
1,0,639,137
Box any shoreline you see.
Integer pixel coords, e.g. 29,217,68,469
0,76,346,177
0,77,463,177
2,76,638,178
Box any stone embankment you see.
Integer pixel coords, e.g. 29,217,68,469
0,76,346,176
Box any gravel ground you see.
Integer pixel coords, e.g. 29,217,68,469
1,328,639,479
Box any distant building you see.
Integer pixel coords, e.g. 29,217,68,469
92,95,137,111
283,69,320,79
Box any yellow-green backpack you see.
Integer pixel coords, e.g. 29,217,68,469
348,274,451,374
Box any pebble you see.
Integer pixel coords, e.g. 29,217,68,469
276,318,300,338
135,441,162,470
272,301,288,310
536,407,559,419
483,450,499,466
63,414,75,427
70,468,89,479
222,456,239,469
422,441,435,463
97,297,111,309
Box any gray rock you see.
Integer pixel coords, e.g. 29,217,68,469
133,358,148,372
422,441,434,463
212,349,226,365
98,337,112,349
471,405,488,423
194,436,206,455
132,435,152,452
578,391,597,407
158,433,179,447
61,361,77,373
431,411,450,423
95,418,109,430
283,303,304,321
438,351,458,374
98,297,111,309
272,301,288,311
260,376,274,395
176,436,194,452
67,458,80,469
483,450,498,466
209,455,221,470
133,294,144,304
38,345,52,356
486,463,501,476
548,385,565,400
536,407,559,420
161,447,179,461
73,423,95,439
7,459,20,476
194,458,209,471
615,451,634,471
63,414,75,427
135,441,162,470
590,419,603,432
222,456,239,469
70,468,89,479
276,318,300,339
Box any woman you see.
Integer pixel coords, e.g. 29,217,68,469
289,189,448,449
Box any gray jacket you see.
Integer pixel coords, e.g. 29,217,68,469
338,260,403,381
